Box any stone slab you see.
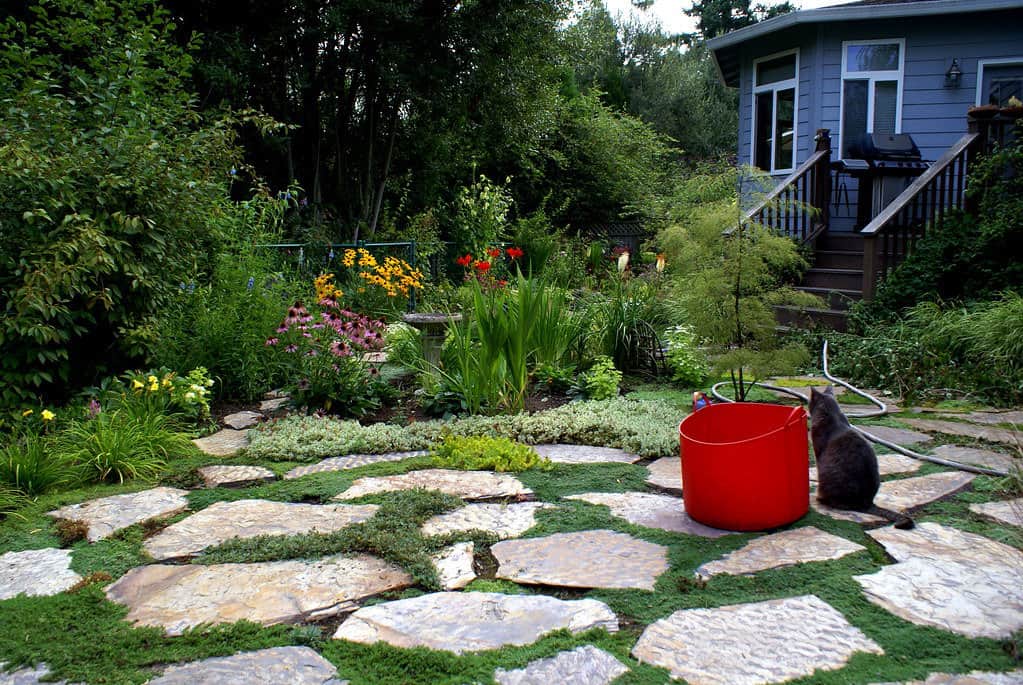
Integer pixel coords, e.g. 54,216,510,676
197,464,276,488
632,594,883,685
854,425,933,446
957,410,1023,426
645,457,682,495
970,498,1023,527
531,444,642,464
193,429,250,457
222,411,263,430
431,542,476,590
855,523,1023,639
334,469,532,501
811,500,886,525
696,526,865,579
931,445,1018,473
874,471,975,512
0,663,71,685
421,502,552,539
284,452,427,479
494,645,629,685
0,549,82,600
493,529,668,590
143,500,379,560
810,453,922,484
565,492,733,537
106,554,412,635
333,591,618,654
902,418,1022,446
259,397,291,414
147,647,346,685
872,670,1023,685
48,487,190,542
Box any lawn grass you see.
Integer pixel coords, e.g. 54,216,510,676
1,406,1021,684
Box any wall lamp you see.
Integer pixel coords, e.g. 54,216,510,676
945,58,962,88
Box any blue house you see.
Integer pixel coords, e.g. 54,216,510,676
707,0,1023,327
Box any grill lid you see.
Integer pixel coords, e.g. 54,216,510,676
849,133,921,161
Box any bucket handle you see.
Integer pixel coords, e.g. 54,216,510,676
785,405,807,427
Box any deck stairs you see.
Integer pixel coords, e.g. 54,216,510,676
776,232,864,332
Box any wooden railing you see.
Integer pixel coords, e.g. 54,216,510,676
744,129,832,243
859,132,982,299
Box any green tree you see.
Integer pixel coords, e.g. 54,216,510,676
684,0,795,41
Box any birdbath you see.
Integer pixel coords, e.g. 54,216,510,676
402,312,462,370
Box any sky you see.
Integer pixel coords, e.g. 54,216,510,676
601,0,860,37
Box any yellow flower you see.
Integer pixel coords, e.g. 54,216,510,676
149,382,159,392
41,409,55,421
162,379,172,388
21,409,33,417
132,379,144,390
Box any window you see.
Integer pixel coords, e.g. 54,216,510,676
752,50,798,173
977,59,1023,106
840,39,904,158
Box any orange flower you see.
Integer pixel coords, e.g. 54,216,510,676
507,247,524,260
474,260,491,272
487,247,501,258
456,254,472,267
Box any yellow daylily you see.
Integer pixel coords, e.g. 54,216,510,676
22,409,33,417
41,409,55,421
132,379,145,390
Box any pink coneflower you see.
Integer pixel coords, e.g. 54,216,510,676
265,337,279,346
285,344,298,353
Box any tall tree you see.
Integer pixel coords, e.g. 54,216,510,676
684,0,795,41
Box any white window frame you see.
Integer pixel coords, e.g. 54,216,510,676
838,38,905,160
976,57,1023,105
751,48,800,175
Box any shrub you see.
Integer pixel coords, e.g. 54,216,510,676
451,174,512,256
0,483,27,518
580,356,622,400
663,325,709,386
100,367,215,426
0,434,79,496
430,435,552,472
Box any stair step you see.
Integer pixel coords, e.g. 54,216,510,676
815,232,865,252
814,249,863,270
797,286,862,310
800,268,863,291
775,305,849,332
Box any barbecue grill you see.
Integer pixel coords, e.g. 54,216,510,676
836,133,931,229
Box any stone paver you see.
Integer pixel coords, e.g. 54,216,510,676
531,444,642,464
259,397,290,413
493,645,629,685
970,498,1023,527
565,492,733,537
0,549,82,600
284,452,427,479
696,527,865,579
810,453,922,483
645,457,682,495
147,647,346,685
493,529,668,590
421,502,552,539
334,469,532,502
872,670,1023,685
222,411,263,430
873,471,975,511
854,425,933,446
106,554,412,635
855,522,1023,639
48,487,189,542
431,542,476,590
632,594,883,685
197,464,276,488
902,418,1022,446
333,591,618,654
143,500,379,560
0,663,71,685
956,410,1023,426
931,445,1018,473
193,429,250,457
811,500,886,525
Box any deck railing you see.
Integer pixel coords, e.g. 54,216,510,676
744,129,832,243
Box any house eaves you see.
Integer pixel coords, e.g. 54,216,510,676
707,0,1023,86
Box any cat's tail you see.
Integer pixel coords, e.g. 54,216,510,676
868,506,915,529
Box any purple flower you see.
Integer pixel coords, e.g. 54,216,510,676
265,337,279,346
87,398,102,418
302,332,313,338
276,326,288,334
247,276,255,290
285,344,298,353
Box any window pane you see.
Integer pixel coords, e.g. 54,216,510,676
842,79,868,157
774,88,795,170
984,64,1023,105
754,92,773,169
873,80,898,135
846,43,900,72
756,54,796,85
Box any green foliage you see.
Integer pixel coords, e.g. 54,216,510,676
510,209,559,277
585,275,670,372
429,435,552,472
101,367,215,426
0,483,27,518
663,324,709,386
385,323,425,370
0,0,277,409
451,174,513,257
0,434,77,496
580,356,622,400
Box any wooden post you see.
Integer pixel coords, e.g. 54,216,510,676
861,234,877,301
813,129,832,231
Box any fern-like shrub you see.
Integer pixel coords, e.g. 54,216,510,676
430,435,552,472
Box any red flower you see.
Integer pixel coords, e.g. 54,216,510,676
497,279,508,287
456,254,472,267
487,247,502,258
474,260,491,272
507,247,524,260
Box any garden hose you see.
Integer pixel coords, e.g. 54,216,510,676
709,340,1011,477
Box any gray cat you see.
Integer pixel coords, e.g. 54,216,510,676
809,386,914,529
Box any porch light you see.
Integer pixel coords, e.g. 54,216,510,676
944,58,962,88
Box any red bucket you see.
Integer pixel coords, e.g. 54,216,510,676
679,403,809,531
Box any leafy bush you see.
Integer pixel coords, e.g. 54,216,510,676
385,323,425,370
100,368,215,427
585,275,670,372
510,208,559,277
663,325,709,386
0,482,28,518
0,434,78,496
451,174,512,256
429,435,552,472
580,356,621,400
333,249,425,318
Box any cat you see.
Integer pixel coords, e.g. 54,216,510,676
809,386,914,529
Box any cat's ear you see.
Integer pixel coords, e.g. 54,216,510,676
824,386,834,396
809,388,819,402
